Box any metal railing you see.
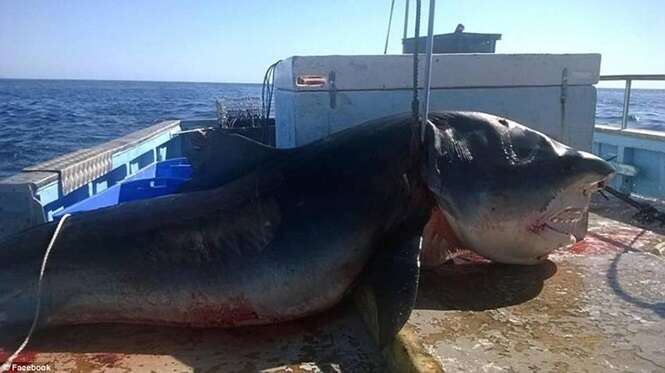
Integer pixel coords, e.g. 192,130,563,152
598,74,665,129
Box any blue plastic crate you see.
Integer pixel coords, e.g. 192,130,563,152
53,158,192,217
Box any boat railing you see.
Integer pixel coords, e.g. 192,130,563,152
593,74,665,200
597,74,665,130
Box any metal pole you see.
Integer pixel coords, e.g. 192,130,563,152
421,0,436,133
384,0,396,54
621,79,632,130
403,0,410,41
411,0,421,120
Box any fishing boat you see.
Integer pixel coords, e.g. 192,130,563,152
1,3,664,373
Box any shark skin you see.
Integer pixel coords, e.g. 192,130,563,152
0,112,613,347
420,112,614,265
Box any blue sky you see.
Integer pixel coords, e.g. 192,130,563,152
1,0,663,87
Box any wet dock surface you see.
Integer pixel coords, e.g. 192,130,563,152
0,303,385,372
410,205,665,372
2,197,664,372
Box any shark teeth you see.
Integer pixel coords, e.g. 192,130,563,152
543,208,585,235
549,208,584,223
529,207,585,235
550,217,580,224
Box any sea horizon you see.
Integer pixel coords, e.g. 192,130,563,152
2,76,664,91
1,78,664,177
0,77,262,85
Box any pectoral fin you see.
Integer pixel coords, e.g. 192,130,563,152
354,233,421,347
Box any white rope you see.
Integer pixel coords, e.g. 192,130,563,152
0,214,71,373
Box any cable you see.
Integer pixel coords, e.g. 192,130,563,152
402,0,410,41
411,0,421,121
261,60,280,125
420,0,436,142
259,60,280,145
383,0,396,54
600,155,665,226
0,214,71,373
604,186,665,226
266,62,278,124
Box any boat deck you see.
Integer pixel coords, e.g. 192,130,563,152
0,302,385,372
1,197,664,372
409,195,665,372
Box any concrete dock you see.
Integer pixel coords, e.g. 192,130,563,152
1,197,664,372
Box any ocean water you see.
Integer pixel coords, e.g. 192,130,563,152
595,88,665,130
0,79,261,178
0,79,663,178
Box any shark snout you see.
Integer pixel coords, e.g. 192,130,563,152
568,150,615,182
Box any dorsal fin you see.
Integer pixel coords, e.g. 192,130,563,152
180,129,287,192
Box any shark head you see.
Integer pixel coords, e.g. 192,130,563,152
421,112,615,265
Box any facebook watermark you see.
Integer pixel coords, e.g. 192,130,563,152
4,363,52,372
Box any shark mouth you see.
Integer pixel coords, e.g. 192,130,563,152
543,207,586,235
527,177,609,239
529,207,586,237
